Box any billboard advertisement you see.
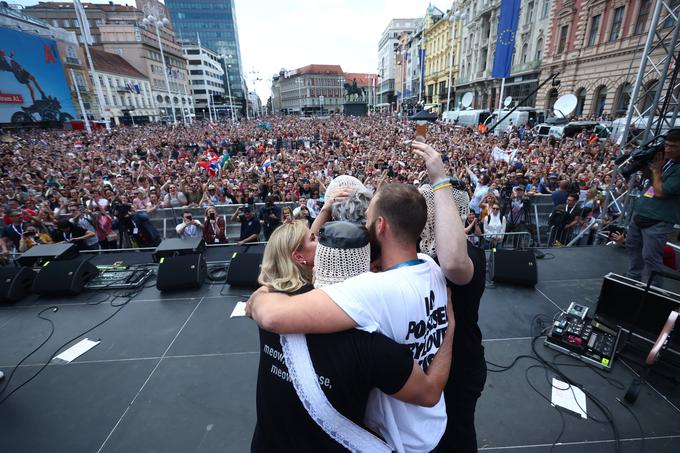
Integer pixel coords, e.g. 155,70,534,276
0,27,77,124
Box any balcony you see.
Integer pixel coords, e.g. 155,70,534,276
512,60,541,74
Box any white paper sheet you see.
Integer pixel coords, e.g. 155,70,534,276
53,338,100,364
230,301,247,318
551,378,588,419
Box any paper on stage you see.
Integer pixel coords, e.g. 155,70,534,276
53,338,100,364
231,302,247,318
551,378,587,419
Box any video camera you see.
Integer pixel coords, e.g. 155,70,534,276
615,137,665,180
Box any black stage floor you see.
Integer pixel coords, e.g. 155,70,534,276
1,246,679,452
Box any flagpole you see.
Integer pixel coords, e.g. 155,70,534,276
70,68,91,134
74,0,110,131
498,77,506,112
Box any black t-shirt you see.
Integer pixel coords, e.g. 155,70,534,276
252,287,413,453
437,241,486,380
51,224,89,250
239,214,261,240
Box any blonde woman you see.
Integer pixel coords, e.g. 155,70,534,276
252,221,453,452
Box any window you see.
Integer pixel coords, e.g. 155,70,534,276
535,38,543,60
51,19,59,28
526,1,535,23
616,83,632,116
541,0,550,19
557,25,568,53
66,47,77,59
588,15,601,46
62,19,70,27
594,86,607,115
575,88,586,116
521,42,528,63
635,0,651,35
609,7,625,41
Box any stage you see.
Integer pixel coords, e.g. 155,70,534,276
0,245,678,452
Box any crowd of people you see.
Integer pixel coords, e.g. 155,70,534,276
0,114,631,258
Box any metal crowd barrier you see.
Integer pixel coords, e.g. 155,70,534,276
467,231,533,250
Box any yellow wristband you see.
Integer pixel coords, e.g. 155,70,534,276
432,183,452,192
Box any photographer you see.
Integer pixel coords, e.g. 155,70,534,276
626,129,680,286
258,196,281,240
176,210,203,240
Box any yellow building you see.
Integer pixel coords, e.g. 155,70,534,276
423,5,462,113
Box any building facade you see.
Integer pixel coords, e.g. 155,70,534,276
90,47,155,125
377,18,418,108
25,1,194,122
423,5,464,113
275,65,345,115
536,0,674,119
503,0,552,108
456,0,501,110
164,0,246,109
183,43,230,120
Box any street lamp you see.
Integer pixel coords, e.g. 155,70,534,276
142,15,177,124
444,11,464,113
219,53,236,123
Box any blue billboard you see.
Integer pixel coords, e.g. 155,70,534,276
0,27,77,124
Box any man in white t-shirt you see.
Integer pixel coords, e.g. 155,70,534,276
247,183,451,453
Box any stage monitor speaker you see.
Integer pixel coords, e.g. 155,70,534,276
16,243,78,267
156,253,206,292
595,273,680,349
492,249,537,287
31,259,99,296
153,237,206,262
226,249,264,288
0,267,37,303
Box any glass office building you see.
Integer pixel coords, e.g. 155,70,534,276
164,0,245,102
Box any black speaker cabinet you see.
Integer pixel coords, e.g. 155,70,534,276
226,250,264,288
492,249,538,287
596,273,680,349
156,253,206,292
31,259,99,296
0,267,37,303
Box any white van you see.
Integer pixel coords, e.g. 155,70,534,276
442,109,492,128
486,107,539,135
610,115,680,143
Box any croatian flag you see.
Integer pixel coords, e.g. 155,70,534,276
74,141,83,150
261,157,271,173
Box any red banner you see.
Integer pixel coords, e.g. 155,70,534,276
0,93,24,104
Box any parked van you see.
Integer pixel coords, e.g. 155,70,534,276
610,115,680,143
485,107,539,135
442,109,492,128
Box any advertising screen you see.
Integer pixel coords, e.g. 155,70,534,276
0,26,77,124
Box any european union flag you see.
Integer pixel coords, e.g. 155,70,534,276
491,0,521,79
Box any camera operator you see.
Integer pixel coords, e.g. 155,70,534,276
626,129,680,286
258,196,281,240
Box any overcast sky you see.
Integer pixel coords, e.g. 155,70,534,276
13,0,451,99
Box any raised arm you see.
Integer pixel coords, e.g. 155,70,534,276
412,142,473,285
246,286,356,334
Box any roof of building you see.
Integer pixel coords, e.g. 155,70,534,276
296,64,344,76
90,47,146,79
344,73,377,87
28,2,140,12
